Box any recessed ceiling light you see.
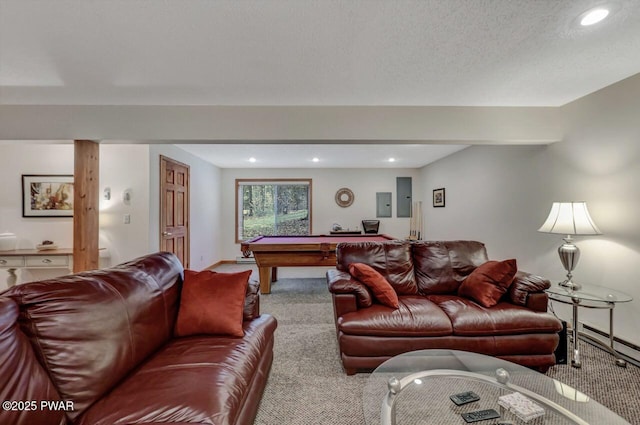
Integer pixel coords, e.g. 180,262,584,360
388,158,396,162
312,157,319,162
249,157,256,163
580,8,610,26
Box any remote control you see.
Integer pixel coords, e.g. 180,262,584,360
449,391,480,406
461,409,501,423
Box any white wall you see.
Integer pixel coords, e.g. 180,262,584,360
419,73,640,346
0,143,153,289
220,168,423,277
0,142,222,292
148,145,222,270
420,144,549,261
99,144,151,267
0,144,75,249
0,144,74,288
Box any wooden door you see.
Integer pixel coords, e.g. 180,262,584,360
160,155,190,268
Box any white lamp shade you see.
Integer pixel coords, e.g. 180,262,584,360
538,202,602,235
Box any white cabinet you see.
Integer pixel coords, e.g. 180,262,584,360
24,255,70,268
0,249,72,287
0,257,25,268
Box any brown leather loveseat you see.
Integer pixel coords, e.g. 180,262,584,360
0,252,277,425
327,240,562,375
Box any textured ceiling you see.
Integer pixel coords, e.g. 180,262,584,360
1,0,639,168
2,0,640,107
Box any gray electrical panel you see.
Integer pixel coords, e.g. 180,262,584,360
396,177,412,217
376,192,392,217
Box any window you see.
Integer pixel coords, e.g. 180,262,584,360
236,179,312,241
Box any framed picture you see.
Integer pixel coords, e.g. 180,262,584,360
22,175,74,217
433,188,445,208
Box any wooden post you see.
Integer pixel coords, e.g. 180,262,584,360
73,140,99,272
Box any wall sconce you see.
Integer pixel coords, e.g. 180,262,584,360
122,189,132,205
103,187,111,201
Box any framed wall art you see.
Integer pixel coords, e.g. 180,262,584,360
432,188,445,208
22,175,74,217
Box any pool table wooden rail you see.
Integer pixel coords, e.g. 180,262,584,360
240,234,395,293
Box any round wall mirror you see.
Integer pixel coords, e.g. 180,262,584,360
335,188,354,208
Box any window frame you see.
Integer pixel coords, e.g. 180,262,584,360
235,178,313,243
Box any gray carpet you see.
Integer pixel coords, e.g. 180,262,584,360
254,278,640,425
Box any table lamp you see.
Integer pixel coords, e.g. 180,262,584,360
538,202,601,290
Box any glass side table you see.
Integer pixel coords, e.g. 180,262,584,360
546,282,632,368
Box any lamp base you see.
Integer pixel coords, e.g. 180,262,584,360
558,236,581,291
559,279,582,291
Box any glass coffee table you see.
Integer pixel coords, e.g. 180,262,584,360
363,350,630,425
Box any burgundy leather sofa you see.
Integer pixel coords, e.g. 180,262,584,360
327,240,563,375
0,252,277,425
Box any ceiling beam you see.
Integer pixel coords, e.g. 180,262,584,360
0,105,562,144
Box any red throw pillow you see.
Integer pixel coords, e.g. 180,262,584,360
458,259,517,308
348,263,399,309
175,269,251,337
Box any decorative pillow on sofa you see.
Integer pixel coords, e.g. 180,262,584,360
457,259,517,308
175,269,251,337
348,263,399,309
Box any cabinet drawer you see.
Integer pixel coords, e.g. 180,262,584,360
25,255,69,267
0,256,24,267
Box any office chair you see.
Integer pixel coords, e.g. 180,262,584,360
361,220,380,234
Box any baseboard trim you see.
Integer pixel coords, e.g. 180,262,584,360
236,256,256,264
204,260,235,270
205,259,257,270
580,324,640,366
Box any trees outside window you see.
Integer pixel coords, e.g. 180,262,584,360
236,179,312,241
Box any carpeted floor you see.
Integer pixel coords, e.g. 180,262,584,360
253,278,640,425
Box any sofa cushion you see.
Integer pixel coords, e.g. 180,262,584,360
348,263,399,308
338,296,452,337
413,241,489,294
3,252,183,421
175,269,251,337
458,259,517,307
336,241,417,294
76,315,277,425
427,295,563,336
0,298,66,425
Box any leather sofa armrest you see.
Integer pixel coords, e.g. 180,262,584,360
326,269,373,309
243,280,260,321
525,293,550,312
509,271,551,312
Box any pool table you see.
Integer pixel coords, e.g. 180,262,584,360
240,234,396,293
